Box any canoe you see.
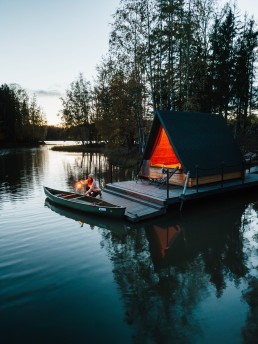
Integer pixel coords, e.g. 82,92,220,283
43,186,126,219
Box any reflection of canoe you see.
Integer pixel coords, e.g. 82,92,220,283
44,186,126,218
44,198,128,236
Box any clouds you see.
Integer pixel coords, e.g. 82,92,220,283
33,89,63,97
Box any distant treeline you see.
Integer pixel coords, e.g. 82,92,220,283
45,126,66,141
0,84,47,145
45,123,98,142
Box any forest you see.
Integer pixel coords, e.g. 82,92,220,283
1,0,258,152
0,84,47,145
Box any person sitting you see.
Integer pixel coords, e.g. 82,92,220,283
81,174,102,197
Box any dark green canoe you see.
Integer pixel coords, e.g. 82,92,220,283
44,186,126,219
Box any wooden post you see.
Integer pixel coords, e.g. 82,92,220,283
179,171,190,212
183,171,190,195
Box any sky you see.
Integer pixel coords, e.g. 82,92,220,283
0,0,258,125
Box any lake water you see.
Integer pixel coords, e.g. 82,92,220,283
0,145,258,343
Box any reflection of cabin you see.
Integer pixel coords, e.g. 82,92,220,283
139,111,244,187
146,225,183,269
152,225,182,258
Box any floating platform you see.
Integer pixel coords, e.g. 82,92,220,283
101,168,258,222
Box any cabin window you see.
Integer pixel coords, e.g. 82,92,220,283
150,127,181,168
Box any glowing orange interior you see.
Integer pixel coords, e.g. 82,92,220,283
150,127,181,168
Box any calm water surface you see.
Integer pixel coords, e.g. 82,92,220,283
0,146,258,343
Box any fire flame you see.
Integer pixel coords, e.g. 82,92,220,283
75,181,83,190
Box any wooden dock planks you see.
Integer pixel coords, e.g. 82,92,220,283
101,171,258,222
100,189,166,222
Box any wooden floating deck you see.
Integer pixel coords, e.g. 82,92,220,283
100,168,258,222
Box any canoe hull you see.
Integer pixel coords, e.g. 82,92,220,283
44,186,126,219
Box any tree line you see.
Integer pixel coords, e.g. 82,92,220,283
0,84,47,145
60,0,258,153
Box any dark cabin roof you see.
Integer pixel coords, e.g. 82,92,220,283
143,110,243,177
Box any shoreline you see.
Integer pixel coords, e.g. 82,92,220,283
50,144,141,169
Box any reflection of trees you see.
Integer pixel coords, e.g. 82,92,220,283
178,200,248,298
241,201,258,343
99,195,258,343
100,226,206,343
62,152,135,189
0,148,44,203
62,152,109,189
242,277,258,343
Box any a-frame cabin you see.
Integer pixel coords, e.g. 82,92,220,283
138,111,244,187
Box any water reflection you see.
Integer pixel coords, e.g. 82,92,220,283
64,152,109,189
242,276,258,343
0,147,135,206
98,194,258,343
43,173,258,342
44,198,128,237
178,200,248,297
57,151,136,190
1,146,258,343
145,224,184,270
0,147,45,205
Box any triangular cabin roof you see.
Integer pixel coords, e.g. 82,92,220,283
142,110,243,178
